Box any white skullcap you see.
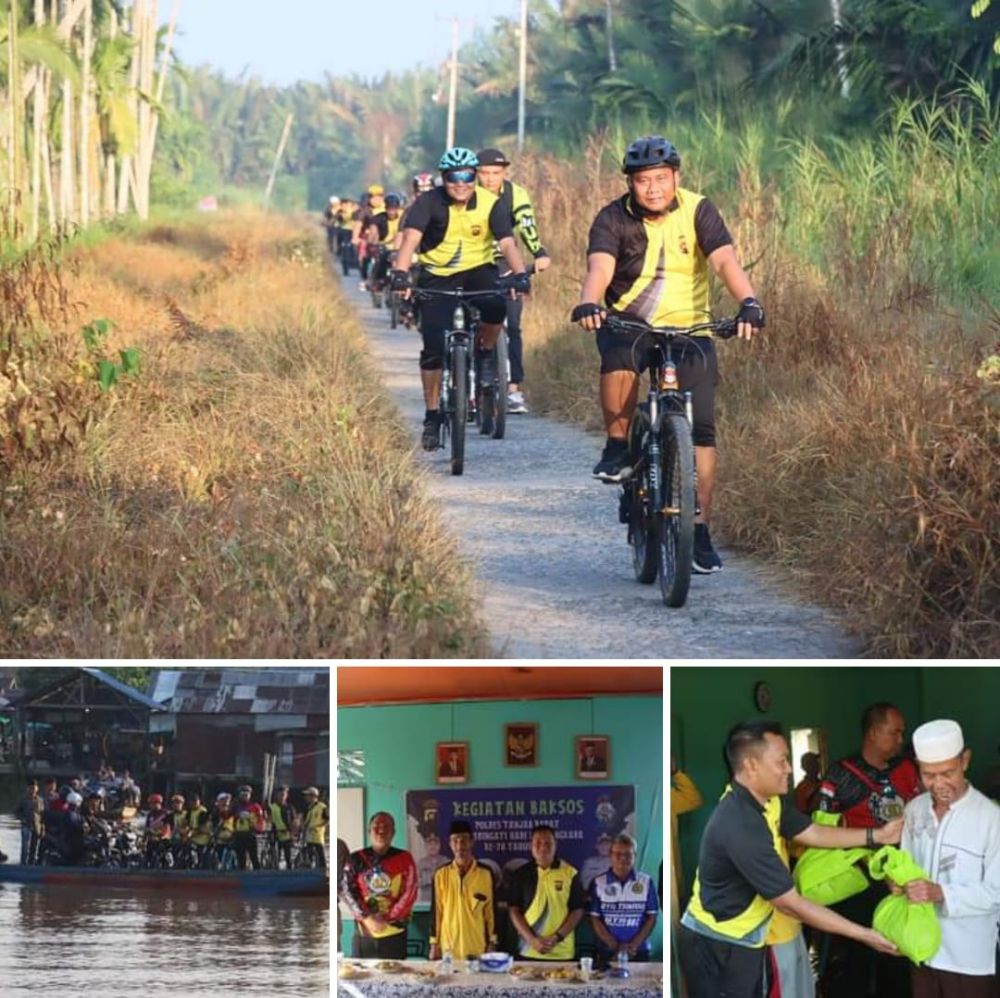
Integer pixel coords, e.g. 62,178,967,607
912,719,964,763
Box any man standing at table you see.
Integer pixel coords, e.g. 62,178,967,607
902,719,1000,998
342,811,418,960
506,824,587,960
588,832,659,969
429,820,497,960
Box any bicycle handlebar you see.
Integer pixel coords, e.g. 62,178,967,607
601,313,737,340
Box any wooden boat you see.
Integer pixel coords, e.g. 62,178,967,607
0,863,329,898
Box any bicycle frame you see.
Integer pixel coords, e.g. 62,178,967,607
604,313,735,606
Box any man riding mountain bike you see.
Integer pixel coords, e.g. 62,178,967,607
366,193,405,296
392,147,531,451
475,148,551,415
572,135,765,574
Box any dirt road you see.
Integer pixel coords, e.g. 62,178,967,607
347,280,862,659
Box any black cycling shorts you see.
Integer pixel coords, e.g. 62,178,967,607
416,264,506,371
596,328,720,447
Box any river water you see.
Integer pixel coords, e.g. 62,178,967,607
0,816,330,997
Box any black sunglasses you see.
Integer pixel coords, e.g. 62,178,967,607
443,169,477,184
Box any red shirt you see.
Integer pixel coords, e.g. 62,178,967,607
818,755,921,827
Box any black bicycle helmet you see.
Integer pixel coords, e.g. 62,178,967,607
622,135,681,173
385,193,403,209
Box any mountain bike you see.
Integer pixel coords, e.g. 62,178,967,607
369,246,394,309
603,313,736,608
410,283,514,475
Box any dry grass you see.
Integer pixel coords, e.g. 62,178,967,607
0,212,486,657
512,148,999,658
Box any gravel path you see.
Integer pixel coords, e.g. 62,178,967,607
347,280,861,659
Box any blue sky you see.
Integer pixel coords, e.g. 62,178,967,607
173,0,542,85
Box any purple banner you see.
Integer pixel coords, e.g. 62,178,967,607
405,785,636,905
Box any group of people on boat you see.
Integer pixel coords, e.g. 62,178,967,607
10,776,329,873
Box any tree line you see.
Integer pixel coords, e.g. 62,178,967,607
4,1,999,222
1,0,181,243
155,0,1000,208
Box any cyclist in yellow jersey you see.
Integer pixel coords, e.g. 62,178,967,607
392,147,530,451
475,148,551,415
269,785,297,870
366,193,404,300
355,184,386,290
572,136,766,573
302,786,328,871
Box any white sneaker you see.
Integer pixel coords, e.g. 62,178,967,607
359,280,367,291
507,390,528,414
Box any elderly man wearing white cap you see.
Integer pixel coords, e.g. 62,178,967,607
900,718,1000,998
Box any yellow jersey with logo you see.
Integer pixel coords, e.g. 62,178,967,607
587,188,733,331
405,187,514,277
683,784,807,948
519,860,581,960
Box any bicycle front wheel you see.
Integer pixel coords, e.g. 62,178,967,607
450,342,468,475
657,413,696,607
491,332,508,440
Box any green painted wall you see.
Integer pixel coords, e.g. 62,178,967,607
671,665,1000,901
338,694,664,957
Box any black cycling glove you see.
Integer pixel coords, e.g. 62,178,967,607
507,272,531,295
736,297,765,328
389,269,411,291
571,302,604,323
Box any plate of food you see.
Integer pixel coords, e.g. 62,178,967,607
544,968,586,983
338,964,369,980
510,966,547,980
374,960,406,974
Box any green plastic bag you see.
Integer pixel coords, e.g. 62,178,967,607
868,845,942,965
793,845,873,906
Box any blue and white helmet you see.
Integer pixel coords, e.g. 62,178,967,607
438,147,479,171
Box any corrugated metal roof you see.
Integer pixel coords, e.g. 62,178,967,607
81,668,166,710
151,668,329,715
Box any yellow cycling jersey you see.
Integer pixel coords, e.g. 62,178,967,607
304,800,327,845
414,187,507,276
270,802,293,842
520,860,580,960
684,786,793,948
613,189,710,327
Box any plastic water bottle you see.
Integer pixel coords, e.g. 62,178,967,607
441,951,454,975
614,950,630,979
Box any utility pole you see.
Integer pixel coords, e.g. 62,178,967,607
264,112,294,207
517,0,528,152
830,0,850,98
446,18,459,149
605,0,617,73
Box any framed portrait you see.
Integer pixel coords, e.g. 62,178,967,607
504,723,538,767
576,735,610,779
436,741,469,784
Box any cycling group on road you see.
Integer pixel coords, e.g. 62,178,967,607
327,135,766,577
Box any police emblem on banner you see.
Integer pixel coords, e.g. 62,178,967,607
595,795,616,824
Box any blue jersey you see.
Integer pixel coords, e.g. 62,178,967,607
587,868,659,949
